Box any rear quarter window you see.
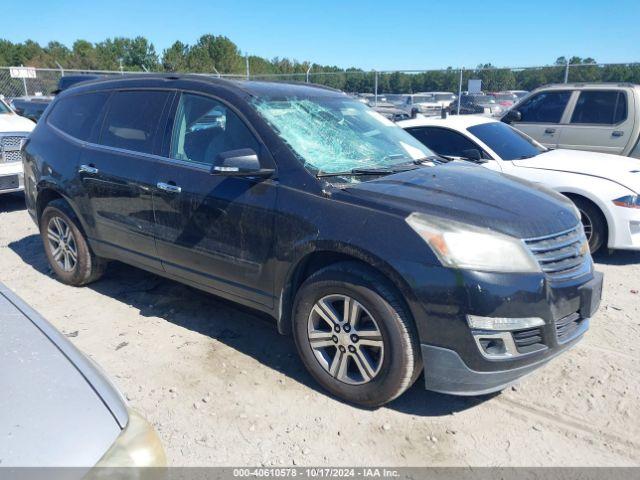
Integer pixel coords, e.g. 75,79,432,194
47,92,110,141
98,90,171,155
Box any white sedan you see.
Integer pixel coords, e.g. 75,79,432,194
397,115,640,253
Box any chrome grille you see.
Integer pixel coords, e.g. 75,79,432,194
524,224,590,280
0,135,26,164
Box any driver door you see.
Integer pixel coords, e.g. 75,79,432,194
152,92,278,308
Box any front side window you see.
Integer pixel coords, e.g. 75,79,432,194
467,122,545,160
100,90,171,154
251,96,434,174
570,90,627,125
407,127,480,158
48,92,110,141
517,91,571,123
170,93,259,165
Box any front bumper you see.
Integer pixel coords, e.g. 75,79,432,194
403,260,603,395
0,162,24,194
421,318,588,395
608,205,640,251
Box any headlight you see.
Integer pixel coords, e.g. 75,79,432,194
94,409,166,467
405,212,541,273
613,195,640,209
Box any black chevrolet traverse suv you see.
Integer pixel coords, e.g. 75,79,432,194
22,75,603,407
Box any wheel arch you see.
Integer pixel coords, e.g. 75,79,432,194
276,243,420,336
557,189,611,246
35,183,90,238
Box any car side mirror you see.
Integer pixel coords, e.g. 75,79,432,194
461,148,485,163
502,109,522,124
211,148,274,177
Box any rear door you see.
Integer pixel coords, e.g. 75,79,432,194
78,89,173,269
510,90,573,148
557,89,634,154
152,91,278,308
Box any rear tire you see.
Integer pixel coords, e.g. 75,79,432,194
292,262,421,407
571,197,607,254
40,199,106,286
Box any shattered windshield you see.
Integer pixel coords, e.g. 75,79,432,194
251,96,434,174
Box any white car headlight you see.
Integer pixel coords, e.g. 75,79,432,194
405,212,541,273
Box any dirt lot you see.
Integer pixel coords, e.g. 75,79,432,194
1,193,639,467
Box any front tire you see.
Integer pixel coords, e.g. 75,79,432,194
292,262,421,407
40,199,106,286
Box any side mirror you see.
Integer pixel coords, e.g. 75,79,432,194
502,109,522,124
461,148,483,162
211,148,274,177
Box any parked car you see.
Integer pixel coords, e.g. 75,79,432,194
385,93,442,116
449,94,504,116
9,95,53,122
0,97,35,195
489,92,519,108
399,114,640,253
53,74,104,93
24,75,602,407
502,83,640,158
419,91,457,108
371,102,412,122
0,282,165,467
503,89,529,100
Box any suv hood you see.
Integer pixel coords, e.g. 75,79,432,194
341,162,579,239
515,149,640,193
0,113,35,133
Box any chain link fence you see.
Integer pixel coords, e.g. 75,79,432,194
1,62,639,100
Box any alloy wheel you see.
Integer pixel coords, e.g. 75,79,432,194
579,208,593,243
47,216,78,272
307,294,384,385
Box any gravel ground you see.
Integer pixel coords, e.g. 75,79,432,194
1,193,639,467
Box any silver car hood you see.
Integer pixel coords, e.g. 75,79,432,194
0,284,124,467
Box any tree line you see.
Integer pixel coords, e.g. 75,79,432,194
1,36,639,93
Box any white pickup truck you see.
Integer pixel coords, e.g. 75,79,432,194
502,83,640,158
0,97,35,195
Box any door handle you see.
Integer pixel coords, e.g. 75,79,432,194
612,130,624,137
157,182,182,193
79,164,99,174
544,128,556,134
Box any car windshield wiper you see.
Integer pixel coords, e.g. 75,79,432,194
317,166,405,178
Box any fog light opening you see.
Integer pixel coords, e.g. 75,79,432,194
479,338,507,356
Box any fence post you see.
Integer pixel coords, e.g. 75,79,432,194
306,65,311,83
564,60,570,83
374,70,378,106
457,67,463,115
246,56,250,80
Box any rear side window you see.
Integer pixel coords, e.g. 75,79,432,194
48,92,110,141
407,127,480,157
517,91,571,123
100,90,171,155
570,90,627,124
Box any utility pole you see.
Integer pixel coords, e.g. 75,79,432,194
118,58,124,74
374,70,378,106
564,59,570,83
457,67,463,115
246,55,250,80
